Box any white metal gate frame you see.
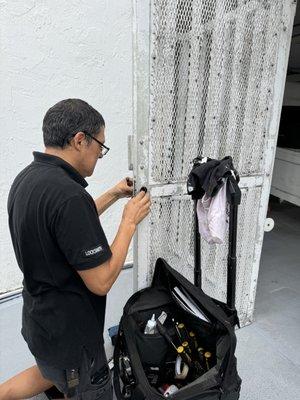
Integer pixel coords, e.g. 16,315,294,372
131,0,296,326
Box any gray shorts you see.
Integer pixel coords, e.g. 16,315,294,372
35,346,113,400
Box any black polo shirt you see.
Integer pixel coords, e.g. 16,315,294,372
7,152,112,369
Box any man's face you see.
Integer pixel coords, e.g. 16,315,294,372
80,127,106,177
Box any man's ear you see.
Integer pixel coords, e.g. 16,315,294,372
72,132,86,150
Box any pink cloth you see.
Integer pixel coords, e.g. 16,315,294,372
196,180,228,244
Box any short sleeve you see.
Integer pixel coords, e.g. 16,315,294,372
53,194,112,270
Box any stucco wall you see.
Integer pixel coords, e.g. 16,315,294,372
0,0,134,294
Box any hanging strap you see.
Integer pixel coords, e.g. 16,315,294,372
226,175,241,309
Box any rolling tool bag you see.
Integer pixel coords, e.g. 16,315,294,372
113,157,242,400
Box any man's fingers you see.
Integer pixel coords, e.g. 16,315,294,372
135,192,151,206
126,177,133,187
140,207,150,219
135,190,146,200
139,193,150,206
141,201,151,213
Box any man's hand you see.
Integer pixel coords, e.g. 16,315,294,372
94,177,134,216
122,189,151,227
112,177,134,199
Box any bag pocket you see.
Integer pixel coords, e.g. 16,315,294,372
170,290,215,330
82,371,113,400
135,330,168,367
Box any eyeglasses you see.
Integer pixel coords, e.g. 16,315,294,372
83,132,110,158
67,131,110,158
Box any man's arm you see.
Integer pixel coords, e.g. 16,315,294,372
78,190,150,295
94,177,133,216
77,219,136,295
94,188,119,216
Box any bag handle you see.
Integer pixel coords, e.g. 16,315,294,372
226,175,241,309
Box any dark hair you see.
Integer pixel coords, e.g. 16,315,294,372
42,99,105,148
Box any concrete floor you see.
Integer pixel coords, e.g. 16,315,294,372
235,199,300,399
0,200,299,399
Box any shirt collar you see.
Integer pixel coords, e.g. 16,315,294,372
33,151,88,188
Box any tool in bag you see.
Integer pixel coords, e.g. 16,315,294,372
113,156,242,399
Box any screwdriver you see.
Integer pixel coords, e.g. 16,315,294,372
172,319,182,344
189,331,198,352
178,323,189,342
197,347,205,365
177,346,192,367
204,351,212,370
182,341,192,356
156,320,178,353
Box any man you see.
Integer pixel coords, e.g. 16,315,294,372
0,99,151,399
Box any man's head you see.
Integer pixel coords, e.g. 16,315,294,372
43,99,107,177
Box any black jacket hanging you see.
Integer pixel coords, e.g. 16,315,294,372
187,156,239,200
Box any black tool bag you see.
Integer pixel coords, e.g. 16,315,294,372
113,157,242,400
113,258,241,400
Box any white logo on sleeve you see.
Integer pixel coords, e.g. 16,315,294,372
84,245,103,257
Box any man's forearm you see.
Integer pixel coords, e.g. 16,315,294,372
94,189,119,216
100,220,136,293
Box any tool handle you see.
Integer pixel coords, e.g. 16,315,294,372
156,321,177,352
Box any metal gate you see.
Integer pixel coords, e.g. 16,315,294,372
130,0,296,326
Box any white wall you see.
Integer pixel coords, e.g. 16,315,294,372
0,0,134,294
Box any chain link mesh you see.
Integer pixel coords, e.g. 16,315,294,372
149,195,195,282
148,186,262,324
149,0,283,184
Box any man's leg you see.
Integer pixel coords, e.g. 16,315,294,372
0,365,54,400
